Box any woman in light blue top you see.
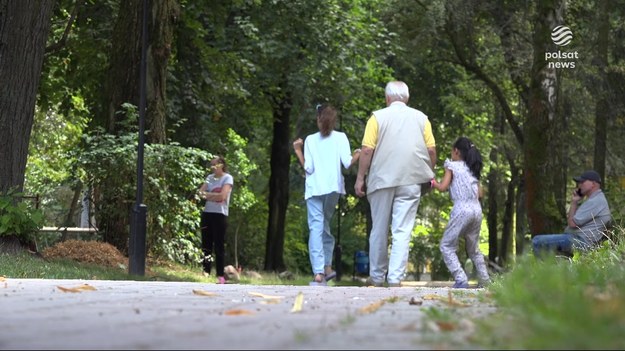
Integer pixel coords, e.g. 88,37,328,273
293,104,360,286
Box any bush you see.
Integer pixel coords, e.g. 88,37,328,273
0,189,44,242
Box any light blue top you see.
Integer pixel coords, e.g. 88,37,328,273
303,130,353,200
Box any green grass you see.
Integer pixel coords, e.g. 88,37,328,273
470,229,625,350
0,251,357,286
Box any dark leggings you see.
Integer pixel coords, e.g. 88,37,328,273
200,212,227,276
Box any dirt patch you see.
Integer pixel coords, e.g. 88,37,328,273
41,240,128,269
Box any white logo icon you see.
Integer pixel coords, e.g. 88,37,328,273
551,25,573,46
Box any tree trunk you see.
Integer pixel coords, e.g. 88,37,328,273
146,0,178,144
263,95,292,272
515,173,527,255
593,0,609,183
100,0,177,252
486,148,498,264
525,0,566,236
0,0,54,193
106,0,175,143
500,155,516,264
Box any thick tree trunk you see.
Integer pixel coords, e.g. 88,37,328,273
264,96,291,272
106,0,175,143
525,0,566,235
100,0,177,252
146,0,178,144
593,0,609,183
0,1,54,193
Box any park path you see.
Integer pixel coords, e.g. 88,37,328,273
0,278,497,350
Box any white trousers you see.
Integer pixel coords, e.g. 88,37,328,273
367,184,421,284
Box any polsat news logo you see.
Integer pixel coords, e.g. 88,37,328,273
545,25,578,69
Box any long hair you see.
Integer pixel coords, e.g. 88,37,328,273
317,104,337,137
453,137,482,180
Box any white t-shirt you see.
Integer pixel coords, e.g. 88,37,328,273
303,130,353,200
203,173,234,216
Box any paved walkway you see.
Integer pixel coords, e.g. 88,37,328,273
0,278,496,350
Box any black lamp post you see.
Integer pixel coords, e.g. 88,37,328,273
129,0,149,276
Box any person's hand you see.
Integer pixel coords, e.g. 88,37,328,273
572,188,583,202
430,178,439,190
354,178,366,197
293,138,303,150
352,148,361,157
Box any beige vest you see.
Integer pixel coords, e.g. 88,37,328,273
367,103,434,193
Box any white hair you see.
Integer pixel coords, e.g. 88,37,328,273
385,81,409,103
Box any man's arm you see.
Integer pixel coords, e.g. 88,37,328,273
354,146,373,197
423,119,436,171
567,189,583,227
427,146,437,171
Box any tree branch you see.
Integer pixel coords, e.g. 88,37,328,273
45,1,81,56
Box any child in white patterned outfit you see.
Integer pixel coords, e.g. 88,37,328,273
431,137,491,288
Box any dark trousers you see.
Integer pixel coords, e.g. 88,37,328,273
200,212,227,276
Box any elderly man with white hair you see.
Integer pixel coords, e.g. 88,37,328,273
355,80,437,287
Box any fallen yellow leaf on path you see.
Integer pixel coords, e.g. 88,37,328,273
290,292,304,313
249,292,284,299
358,299,385,314
192,289,219,297
57,284,97,293
259,298,282,305
224,309,255,316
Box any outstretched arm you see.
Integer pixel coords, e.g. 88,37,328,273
293,138,305,168
432,168,452,192
349,148,361,168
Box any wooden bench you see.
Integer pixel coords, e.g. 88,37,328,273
37,226,100,249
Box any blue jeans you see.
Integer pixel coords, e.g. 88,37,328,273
306,192,340,275
532,234,588,257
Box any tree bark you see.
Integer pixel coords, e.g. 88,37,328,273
593,0,609,183
486,148,498,264
100,0,177,253
0,0,54,193
263,94,292,272
525,0,566,235
106,0,176,143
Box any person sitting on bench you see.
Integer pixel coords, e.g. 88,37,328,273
532,170,612,257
